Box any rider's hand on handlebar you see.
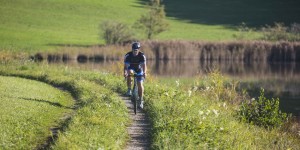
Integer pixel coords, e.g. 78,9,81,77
124,71,128,78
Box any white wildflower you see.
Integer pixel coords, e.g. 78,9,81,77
199,110,204,115
192,86,198,91
220,127,224,131
165,92,169,96
212,109,219,117
206,110,211,115
188,90,192,97
223,102,227,108
176,80,180,87
206,86,210,90
202,116,206,120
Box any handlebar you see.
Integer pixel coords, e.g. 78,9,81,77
127,73,145,77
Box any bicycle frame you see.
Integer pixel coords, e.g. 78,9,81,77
128,73,144,114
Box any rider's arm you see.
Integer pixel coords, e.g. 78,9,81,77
141,53,147,75
124,54,129,77
124,64,127,76
142,63,147,75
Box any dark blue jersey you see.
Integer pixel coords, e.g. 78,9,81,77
124,51,146,71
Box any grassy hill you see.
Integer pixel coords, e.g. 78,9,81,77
0,0,299,51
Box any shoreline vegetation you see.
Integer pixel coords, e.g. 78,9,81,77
31,40,300,63
0,61,299,149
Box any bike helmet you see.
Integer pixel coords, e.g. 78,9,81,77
132,42,141,50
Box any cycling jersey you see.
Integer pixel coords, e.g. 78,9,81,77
124,51,146,72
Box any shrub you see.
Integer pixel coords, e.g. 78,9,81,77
261,22,300,41
100,20,134,45
238,88,290,129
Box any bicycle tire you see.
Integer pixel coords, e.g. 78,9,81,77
132,78,139,114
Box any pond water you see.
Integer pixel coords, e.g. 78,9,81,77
48,59,300,116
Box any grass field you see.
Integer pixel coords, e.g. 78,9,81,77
0,63,130,149
1,62,299,149
3,0,300,51
0,76,74,149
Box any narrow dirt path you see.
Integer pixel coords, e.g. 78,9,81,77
120,95,151,150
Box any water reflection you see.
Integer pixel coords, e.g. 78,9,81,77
47,59,300,116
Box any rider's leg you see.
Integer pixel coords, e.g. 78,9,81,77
137,80,144,100
137,80,144,108
126,69,134,95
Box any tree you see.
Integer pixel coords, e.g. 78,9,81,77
100,20,134,45
136,0,169,39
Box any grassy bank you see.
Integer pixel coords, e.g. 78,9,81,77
0,62,130,149
2,60,299,149
0,76,74,149
144,72,300,149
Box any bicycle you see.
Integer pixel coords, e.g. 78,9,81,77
128,73,144,114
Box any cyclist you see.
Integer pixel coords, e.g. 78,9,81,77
124,42,147,109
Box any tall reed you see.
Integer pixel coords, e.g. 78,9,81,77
35,40,300,63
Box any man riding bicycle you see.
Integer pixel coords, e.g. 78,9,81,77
124,42,147,109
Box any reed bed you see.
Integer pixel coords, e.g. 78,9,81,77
33,40,300,63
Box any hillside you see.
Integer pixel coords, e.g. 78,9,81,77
1,0,300,51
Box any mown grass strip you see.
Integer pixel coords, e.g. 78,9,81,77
0,76,74,149
0,63,130,149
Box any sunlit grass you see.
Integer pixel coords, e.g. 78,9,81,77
144,71,300,149
0,0,263,52
1,60,299,149
0,76,74,149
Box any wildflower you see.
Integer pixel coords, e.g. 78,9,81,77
206,110,211,115
220,127,224,131
188,90,192,97
176,79,180,87
192,86,198,91
249,98,255,104
223,102,227,108
212,109,219,117
199,110,204,115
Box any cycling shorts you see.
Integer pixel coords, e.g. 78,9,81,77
128,66,144,82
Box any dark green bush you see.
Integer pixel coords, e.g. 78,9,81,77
238,89,289,129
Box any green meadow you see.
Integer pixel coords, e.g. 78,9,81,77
3,0,300,51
